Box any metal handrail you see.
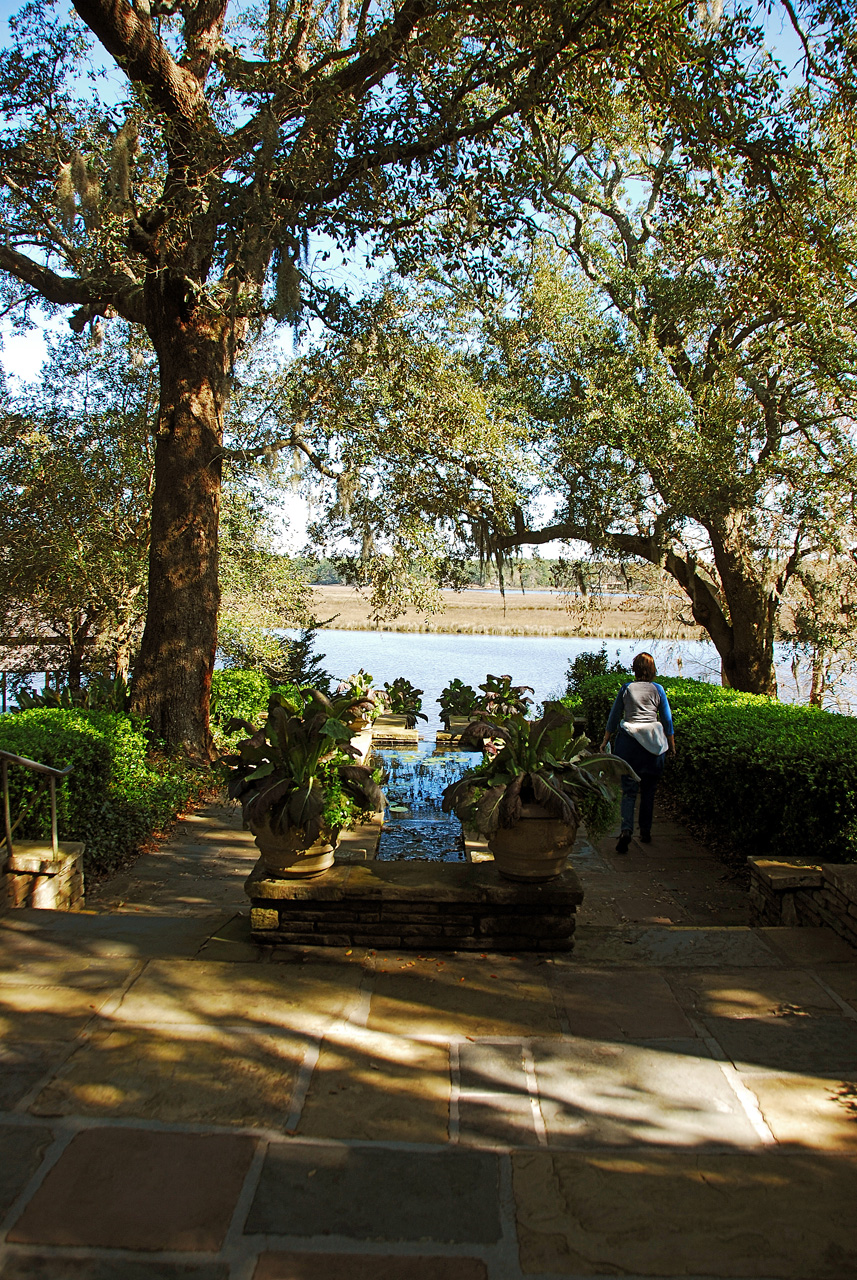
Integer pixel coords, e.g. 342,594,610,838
0,749,74,859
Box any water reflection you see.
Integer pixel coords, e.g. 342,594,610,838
374,744,481,863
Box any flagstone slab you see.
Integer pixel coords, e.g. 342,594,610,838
549,968,695,1040
297,1029,450,1142
0,1040,72,1110
254,1254,488,1279
8,1128,256,1251
0,1125,53,1219
571,926,782,968
458,1043,529,1094
196,911,265,962
702,1013,857,1076
511,1149,857,1277
456,1042,540,1147
0,984,112,1041
112,960,363,1032
757,926,857,966
29,1025,305,1127
0,1258,229,1279
815,967,857,1013
245,1143,501,1244
746,1073,857,1150
0,910,234,959
665,968,844,1019
367,956,560,1037
458,1092,540,1148
532,1037,760,1148
0,952,137,990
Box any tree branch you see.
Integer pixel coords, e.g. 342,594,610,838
0,243,144,324
72,0,215,134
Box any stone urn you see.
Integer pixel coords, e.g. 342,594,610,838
487,804,576,882
250,814,336,879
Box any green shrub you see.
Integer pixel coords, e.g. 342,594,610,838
669,698,857,864
564,648,626,699
0,709,200,879
580,673,857,863
210,669,272,729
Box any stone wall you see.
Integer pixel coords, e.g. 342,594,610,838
245,859,583,951
748,857,857,950
1,842,85,914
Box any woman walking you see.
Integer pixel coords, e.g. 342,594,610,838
600,652,675,854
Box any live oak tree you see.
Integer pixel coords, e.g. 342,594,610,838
481,93,857,695
270,134,857,698
0,0,728,755
3,0,842,752
295,67,857,696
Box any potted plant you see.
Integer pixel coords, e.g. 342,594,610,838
437,678,479,732
223,689,385,878
335,669,383,730
442,707,634,881
474,674,535,721
377,677,428,730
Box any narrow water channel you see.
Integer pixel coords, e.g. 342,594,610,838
373,742,482,862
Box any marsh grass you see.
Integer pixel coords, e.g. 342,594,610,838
311,586,704,640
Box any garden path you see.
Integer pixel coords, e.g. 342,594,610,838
1,796,855,1280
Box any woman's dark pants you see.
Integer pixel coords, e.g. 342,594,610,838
613,730,665,837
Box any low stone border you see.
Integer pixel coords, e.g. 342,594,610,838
1,841,85,913
748,857,857,949
245,859,584,950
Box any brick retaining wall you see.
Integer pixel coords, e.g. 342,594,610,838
245,859,584,951
1,841,85,913
748,858,857,950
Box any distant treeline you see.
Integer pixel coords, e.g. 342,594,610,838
295,555,648,593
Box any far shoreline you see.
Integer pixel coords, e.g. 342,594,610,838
311,584,706,641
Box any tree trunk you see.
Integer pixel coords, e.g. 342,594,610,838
67,615,91,692
130,277,234,758
707,516,778,697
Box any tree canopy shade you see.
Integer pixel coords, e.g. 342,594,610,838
0,330,155,686
1,0,851,750
267,79,857,697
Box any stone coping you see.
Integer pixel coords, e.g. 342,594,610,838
749,857,857,896
245,857,584,905
4,841,85,875
749,857,825,890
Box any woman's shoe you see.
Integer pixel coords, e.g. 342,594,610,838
615,831,631,854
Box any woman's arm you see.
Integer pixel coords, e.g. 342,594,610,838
653,683,676,754
600,687,627,750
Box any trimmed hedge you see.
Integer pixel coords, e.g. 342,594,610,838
581,673,857,864
0,709,200,879
210,669,272,729
210,670,302,745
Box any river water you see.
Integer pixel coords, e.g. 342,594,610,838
298,627,851,864
309,629,814,734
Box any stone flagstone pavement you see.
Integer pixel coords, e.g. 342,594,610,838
1,798,856,1279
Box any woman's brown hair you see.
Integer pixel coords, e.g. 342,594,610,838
632,652,657,681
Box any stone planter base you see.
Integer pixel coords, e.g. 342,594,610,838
748,857,857,950
245,858,583,951
372,717,420,745
2,841,85,913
